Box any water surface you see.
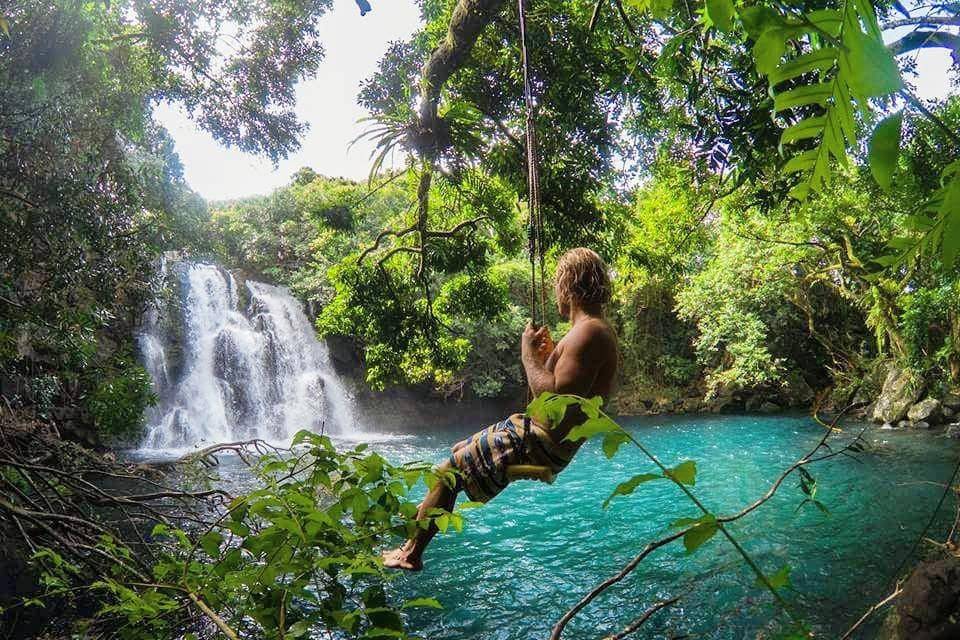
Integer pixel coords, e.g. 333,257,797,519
369,414,958,639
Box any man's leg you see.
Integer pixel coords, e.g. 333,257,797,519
382,461,458,571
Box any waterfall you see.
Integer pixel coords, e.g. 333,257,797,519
136,260,358,450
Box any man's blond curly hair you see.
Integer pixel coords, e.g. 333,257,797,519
554,247,611,308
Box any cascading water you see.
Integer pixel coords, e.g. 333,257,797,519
136,260,358,450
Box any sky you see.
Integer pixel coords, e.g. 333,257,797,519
155,1,957,201
154,0,423,201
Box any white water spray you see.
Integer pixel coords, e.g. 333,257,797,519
136,260,358,451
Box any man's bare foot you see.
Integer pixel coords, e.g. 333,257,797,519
381,548,423,571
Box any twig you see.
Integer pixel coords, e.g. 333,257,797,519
606,596,681,639
839,584,903,640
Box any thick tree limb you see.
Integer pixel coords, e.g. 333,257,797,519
888,30,960,59
418,0,509,140
883,15,960,30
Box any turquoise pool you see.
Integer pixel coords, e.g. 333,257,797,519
369,413,959,639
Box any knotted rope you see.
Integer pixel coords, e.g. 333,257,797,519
518,0,547,328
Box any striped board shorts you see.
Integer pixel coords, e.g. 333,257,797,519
448,415,579,503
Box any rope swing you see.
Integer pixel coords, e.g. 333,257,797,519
518,0,548,329
509,0,556,486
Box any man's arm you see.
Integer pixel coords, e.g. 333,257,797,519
521,322,604,397
521,322,555,396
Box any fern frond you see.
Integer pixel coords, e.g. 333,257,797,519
752,0,902,201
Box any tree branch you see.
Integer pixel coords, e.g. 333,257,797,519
883,15,960,30
888,30,960,58
607,596,681,639
424,215,493,238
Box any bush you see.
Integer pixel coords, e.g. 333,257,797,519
86,361,157,438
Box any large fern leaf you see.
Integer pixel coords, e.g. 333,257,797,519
750,0,902,201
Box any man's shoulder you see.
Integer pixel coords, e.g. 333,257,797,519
570,317,617,348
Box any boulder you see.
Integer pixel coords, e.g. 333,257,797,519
682,397,702,413
759,401,781,414
944,406,956,419
942,393,960,411
873,367,925,424
913,421,932,430
653,398,674,413
908,398,943,424
945,424,960,439
779,371,816,407
897,420,912,429
895,555,960,640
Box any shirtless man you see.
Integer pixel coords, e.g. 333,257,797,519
382,247,618,571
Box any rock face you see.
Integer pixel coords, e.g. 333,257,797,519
894,555,960,640
908,398,943,424
942,393,960,411
873,367,925,424
759,401,781,414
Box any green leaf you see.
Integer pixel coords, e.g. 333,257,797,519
665,460,697,486
806,9,843,36
601,431,631,459
527,393,581,426
287,621,312,638
780,117,827,145
650,0,673,19
199,531,224,557
868,112,903,191
940,174,960,267
870,254,900,268
580,395,604,419
565,415,620,442
739,6,784,38
0,16,9,37
402,597,443,610
900,214,935,232
683,515,718,553
602,473,662,508
783,150,819,175
843,28,902,97
753,28,788,75
705,0,735,32
943,211,960,268
773,83,833,112
768,48,838,86
758,565,792,590
435,513,450,533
